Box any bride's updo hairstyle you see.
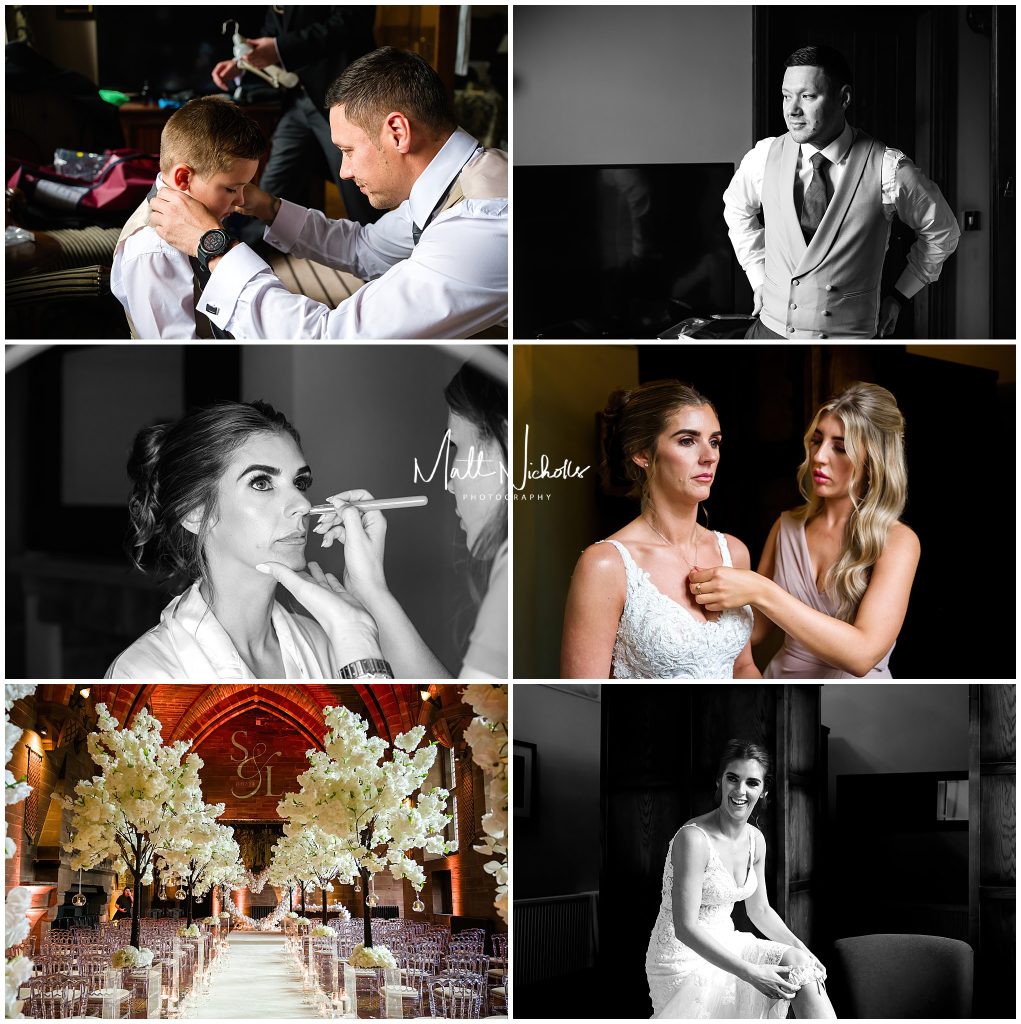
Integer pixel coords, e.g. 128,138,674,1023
794,382,908,621
126,400,302,589
602,379,716,511
714,738,773,820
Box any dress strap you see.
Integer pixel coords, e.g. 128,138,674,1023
714,531,735,568
596,539,643,588
679,822,716,861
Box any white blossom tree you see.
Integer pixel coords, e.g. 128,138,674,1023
62,704,205,949
5,684,37,1020
271,827,357,925
463,684,509,924
159,810,241,928
277,706,455,950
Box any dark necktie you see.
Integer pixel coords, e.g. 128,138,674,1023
800,152,831,244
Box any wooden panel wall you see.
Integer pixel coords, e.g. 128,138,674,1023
970,684,1016,1018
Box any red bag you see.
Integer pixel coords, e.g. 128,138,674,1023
8,149,160,216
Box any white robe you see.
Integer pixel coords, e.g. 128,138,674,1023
105,582,338,679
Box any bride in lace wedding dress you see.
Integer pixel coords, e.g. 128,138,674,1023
646,740,834,1019
562,380,758,678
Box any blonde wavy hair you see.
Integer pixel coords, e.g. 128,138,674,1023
792,382,907,621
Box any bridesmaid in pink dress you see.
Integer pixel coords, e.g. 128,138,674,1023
688,383,920,678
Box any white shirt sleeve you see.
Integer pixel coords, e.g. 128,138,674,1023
882,149,962,299
722,138,775,292
198,199,508,339
110,236,200,340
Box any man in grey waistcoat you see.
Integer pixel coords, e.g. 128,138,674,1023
723,45,960,340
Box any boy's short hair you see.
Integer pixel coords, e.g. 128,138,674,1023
324,46,455,139
160,96,266,177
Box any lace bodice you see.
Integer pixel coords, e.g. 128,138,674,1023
599,536,754,678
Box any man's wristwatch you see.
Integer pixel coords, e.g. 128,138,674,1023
197,228,231,273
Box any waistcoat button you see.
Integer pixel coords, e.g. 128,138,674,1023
825,285,835,292
790,303,797,310
822,310,831,317
819,334,828,339
787,326,795,333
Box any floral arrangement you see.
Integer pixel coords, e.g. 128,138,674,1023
311,924,336,938
203,917,220,927
347,943,397,969
219,912,230,920
177,924,200,939
276,706,454,949
285,911,299,920
463,684,509,923
111,946,154,969
5,684,36,1020
295,917,311,929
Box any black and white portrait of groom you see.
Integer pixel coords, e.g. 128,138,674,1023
724,45,959,340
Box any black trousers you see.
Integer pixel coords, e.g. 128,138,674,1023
743,317,785,339
237,92,380,242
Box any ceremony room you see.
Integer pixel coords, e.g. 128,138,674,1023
4,683,509,1019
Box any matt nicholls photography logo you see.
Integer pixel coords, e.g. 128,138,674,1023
414,424,589,502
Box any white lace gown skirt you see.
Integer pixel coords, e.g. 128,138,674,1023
647,929,791,1020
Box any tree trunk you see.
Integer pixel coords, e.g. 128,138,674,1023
321,885,329,926
186,865,195,928
130,856,142,950
289,886,293,912
300,885,306,916
361,866,373,949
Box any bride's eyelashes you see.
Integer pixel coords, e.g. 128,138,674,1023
245,470,314,492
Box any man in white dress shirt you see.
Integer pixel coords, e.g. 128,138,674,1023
149,47,507,339
723,45,960,340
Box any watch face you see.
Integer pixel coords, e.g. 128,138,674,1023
200,229,228,256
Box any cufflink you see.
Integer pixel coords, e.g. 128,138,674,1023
205,304,219,315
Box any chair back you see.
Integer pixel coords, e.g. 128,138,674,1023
831,933,974,1018
428,969,485,1019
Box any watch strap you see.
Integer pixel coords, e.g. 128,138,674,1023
337,658,394,680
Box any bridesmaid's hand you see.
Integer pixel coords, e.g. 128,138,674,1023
742,963,798,1000
688,566,764,612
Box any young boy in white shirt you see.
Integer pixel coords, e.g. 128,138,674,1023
111,96,264,338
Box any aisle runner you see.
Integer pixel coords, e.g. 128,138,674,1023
200,932,307,1019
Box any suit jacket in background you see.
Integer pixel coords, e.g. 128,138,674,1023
259,5,377,111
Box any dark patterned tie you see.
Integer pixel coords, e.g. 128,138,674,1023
800,152,831,244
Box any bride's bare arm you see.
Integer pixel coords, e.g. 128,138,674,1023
691,523,920,677
560,544,625,678
671,828,796,999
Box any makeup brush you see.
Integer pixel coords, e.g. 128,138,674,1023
305,495,429,515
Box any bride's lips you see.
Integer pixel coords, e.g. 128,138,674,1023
812,471,831,485
275,532,307,546
694,474,714,483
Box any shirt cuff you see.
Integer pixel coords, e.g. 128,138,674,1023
264,198,307,253
745,261,766,291
893,270,925,300
198,243,271,331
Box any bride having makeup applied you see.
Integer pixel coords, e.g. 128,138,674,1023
106,400,388,680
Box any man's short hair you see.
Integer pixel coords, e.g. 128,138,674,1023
325,46,456,139
160,96,266,177
784,45,853,93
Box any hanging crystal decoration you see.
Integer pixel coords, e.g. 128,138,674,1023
71,868,87,907
353,878,362,893
366,877,379,907
175,886,188,901
411,892,425,913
